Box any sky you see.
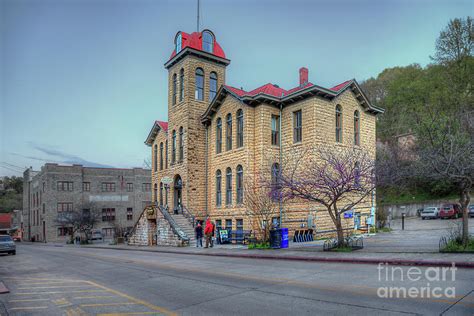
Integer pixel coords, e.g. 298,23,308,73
0,0,472,176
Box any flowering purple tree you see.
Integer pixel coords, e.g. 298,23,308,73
274,147,376,247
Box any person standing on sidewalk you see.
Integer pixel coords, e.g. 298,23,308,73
210,221,216,248
195,222,203,247
204,217,213,248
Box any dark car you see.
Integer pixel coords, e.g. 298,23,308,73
469,205,474,218
439,203,461,219
416,208,424,217
0,235,16,255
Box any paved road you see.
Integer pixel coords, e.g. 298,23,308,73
0,244,473,315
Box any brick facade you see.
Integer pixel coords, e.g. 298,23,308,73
146,30,381,240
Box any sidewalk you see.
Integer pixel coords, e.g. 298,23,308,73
76,242,474,268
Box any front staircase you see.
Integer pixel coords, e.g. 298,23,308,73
171,213,195,245
128,203,196,247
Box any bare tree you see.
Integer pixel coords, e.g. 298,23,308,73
56,202,101,243
413,106,473,246
243,177,279,242
274,147,376,247
433,16,473,66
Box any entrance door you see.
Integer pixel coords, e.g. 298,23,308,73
354,212,361,230
42,221,46,242
174,175,182,214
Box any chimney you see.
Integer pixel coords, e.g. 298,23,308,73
299,67,308,86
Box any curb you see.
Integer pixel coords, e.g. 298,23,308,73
83,246,474,269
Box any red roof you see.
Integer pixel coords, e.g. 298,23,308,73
155,121,168,132
225,80,348,99
0,214,12,229
330,80,352,92
168,31,226,61
225,83,289,98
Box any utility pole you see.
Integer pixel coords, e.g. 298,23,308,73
279,95,283,228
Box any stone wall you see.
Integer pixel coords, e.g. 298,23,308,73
128,206,187,247
151,55,227,218
381,199,458,219
204,87,377,237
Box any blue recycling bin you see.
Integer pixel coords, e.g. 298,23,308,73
280,228,289,248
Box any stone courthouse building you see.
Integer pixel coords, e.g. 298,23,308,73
141,29,383,244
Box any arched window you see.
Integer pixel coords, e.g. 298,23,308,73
176,32,182,53
159,182,163,206
195,68,204,100
172,73,177,105
153,144,157,172
165,140,168,169
209,72,217,101
226,167,232,205
236,109,243,148
179,68,184,101
179,126,184,161
202,30,214,53
354,110,360,146
216,170,222,206
159,142,163,170
236,165,243,204
336,105,342,143
172,130,176,163
226,113,232,151
216,118,222,154
153,183,158,203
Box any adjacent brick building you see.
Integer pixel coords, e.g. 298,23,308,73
22,164,151,242
143,29,384,241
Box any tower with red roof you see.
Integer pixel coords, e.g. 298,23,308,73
146,30,230,217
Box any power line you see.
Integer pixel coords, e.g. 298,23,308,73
0,162,24,171
0,165,23,174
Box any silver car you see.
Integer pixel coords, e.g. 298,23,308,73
0,235,16,255
421,207,440,220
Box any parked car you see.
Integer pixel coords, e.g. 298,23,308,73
90,230,103,242
416,208,424,217
421,207,440,220
469,205,474,218
0,235,16,255
439,203,461,219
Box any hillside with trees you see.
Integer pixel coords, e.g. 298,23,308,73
370,16,472,247
362,16,473,204
0,176,23,213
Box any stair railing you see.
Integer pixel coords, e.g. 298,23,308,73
156,202,190,244
180,205,196,228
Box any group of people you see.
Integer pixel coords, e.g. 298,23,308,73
194,217,215,248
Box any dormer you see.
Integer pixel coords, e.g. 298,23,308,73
165,30,230,69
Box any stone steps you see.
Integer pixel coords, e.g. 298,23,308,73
170,214,196,244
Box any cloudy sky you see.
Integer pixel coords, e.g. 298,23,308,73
0,0,471,176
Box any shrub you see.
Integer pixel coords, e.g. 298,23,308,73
248,242,271,249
